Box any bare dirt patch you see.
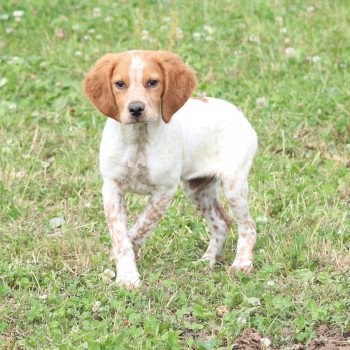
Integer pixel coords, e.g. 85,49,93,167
232,325,350,349
232,328,265,349
307,325,350,350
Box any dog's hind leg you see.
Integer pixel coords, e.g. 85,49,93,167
221,173,256,274
184,177,232,265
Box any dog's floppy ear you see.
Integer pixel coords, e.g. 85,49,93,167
157,51,197,123
84,54,120,120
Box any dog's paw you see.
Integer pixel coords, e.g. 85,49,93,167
229,259,254,275
116,271,141,289
193,253,216,267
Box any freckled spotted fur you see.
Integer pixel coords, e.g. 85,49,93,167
84,50,258,289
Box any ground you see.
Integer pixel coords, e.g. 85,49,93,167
0,0,349,349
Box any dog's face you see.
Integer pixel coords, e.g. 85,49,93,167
84,50,197,124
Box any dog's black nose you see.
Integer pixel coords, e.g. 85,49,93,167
128,101,145,117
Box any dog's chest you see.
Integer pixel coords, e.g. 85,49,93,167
122,129,155,194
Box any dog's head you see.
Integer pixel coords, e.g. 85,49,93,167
84,50,197,124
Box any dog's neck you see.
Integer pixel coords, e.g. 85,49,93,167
118,119,165,179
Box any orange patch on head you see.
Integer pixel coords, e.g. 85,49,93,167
156,51,197,123
84,50,197,124
84,53,126,120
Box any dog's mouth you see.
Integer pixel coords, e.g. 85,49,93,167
131,119,148,125
122,113,159,125
121,116,150,125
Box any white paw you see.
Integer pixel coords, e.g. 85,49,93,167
116,271,141,289
193,253,216,267
229,259,254,275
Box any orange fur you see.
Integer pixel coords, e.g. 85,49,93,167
84,51,197,124
193,96,208,103
157,51,197,123
84,54,121,120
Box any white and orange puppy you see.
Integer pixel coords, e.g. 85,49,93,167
84,50,258,288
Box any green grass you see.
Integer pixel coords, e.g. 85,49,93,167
1,0,349,349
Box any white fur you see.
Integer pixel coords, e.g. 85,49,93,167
100,97,257,287
101,98,257,188
129,55,144,86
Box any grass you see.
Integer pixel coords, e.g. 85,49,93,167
0,0,349,349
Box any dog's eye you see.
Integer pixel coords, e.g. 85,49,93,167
147,79,158,87
115,81,126,89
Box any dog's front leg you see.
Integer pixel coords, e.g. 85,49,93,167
102,178,140,289
129,190,175,248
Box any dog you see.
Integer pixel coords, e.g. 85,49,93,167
84,50,258,288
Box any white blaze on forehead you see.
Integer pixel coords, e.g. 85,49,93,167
129,55,145,87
